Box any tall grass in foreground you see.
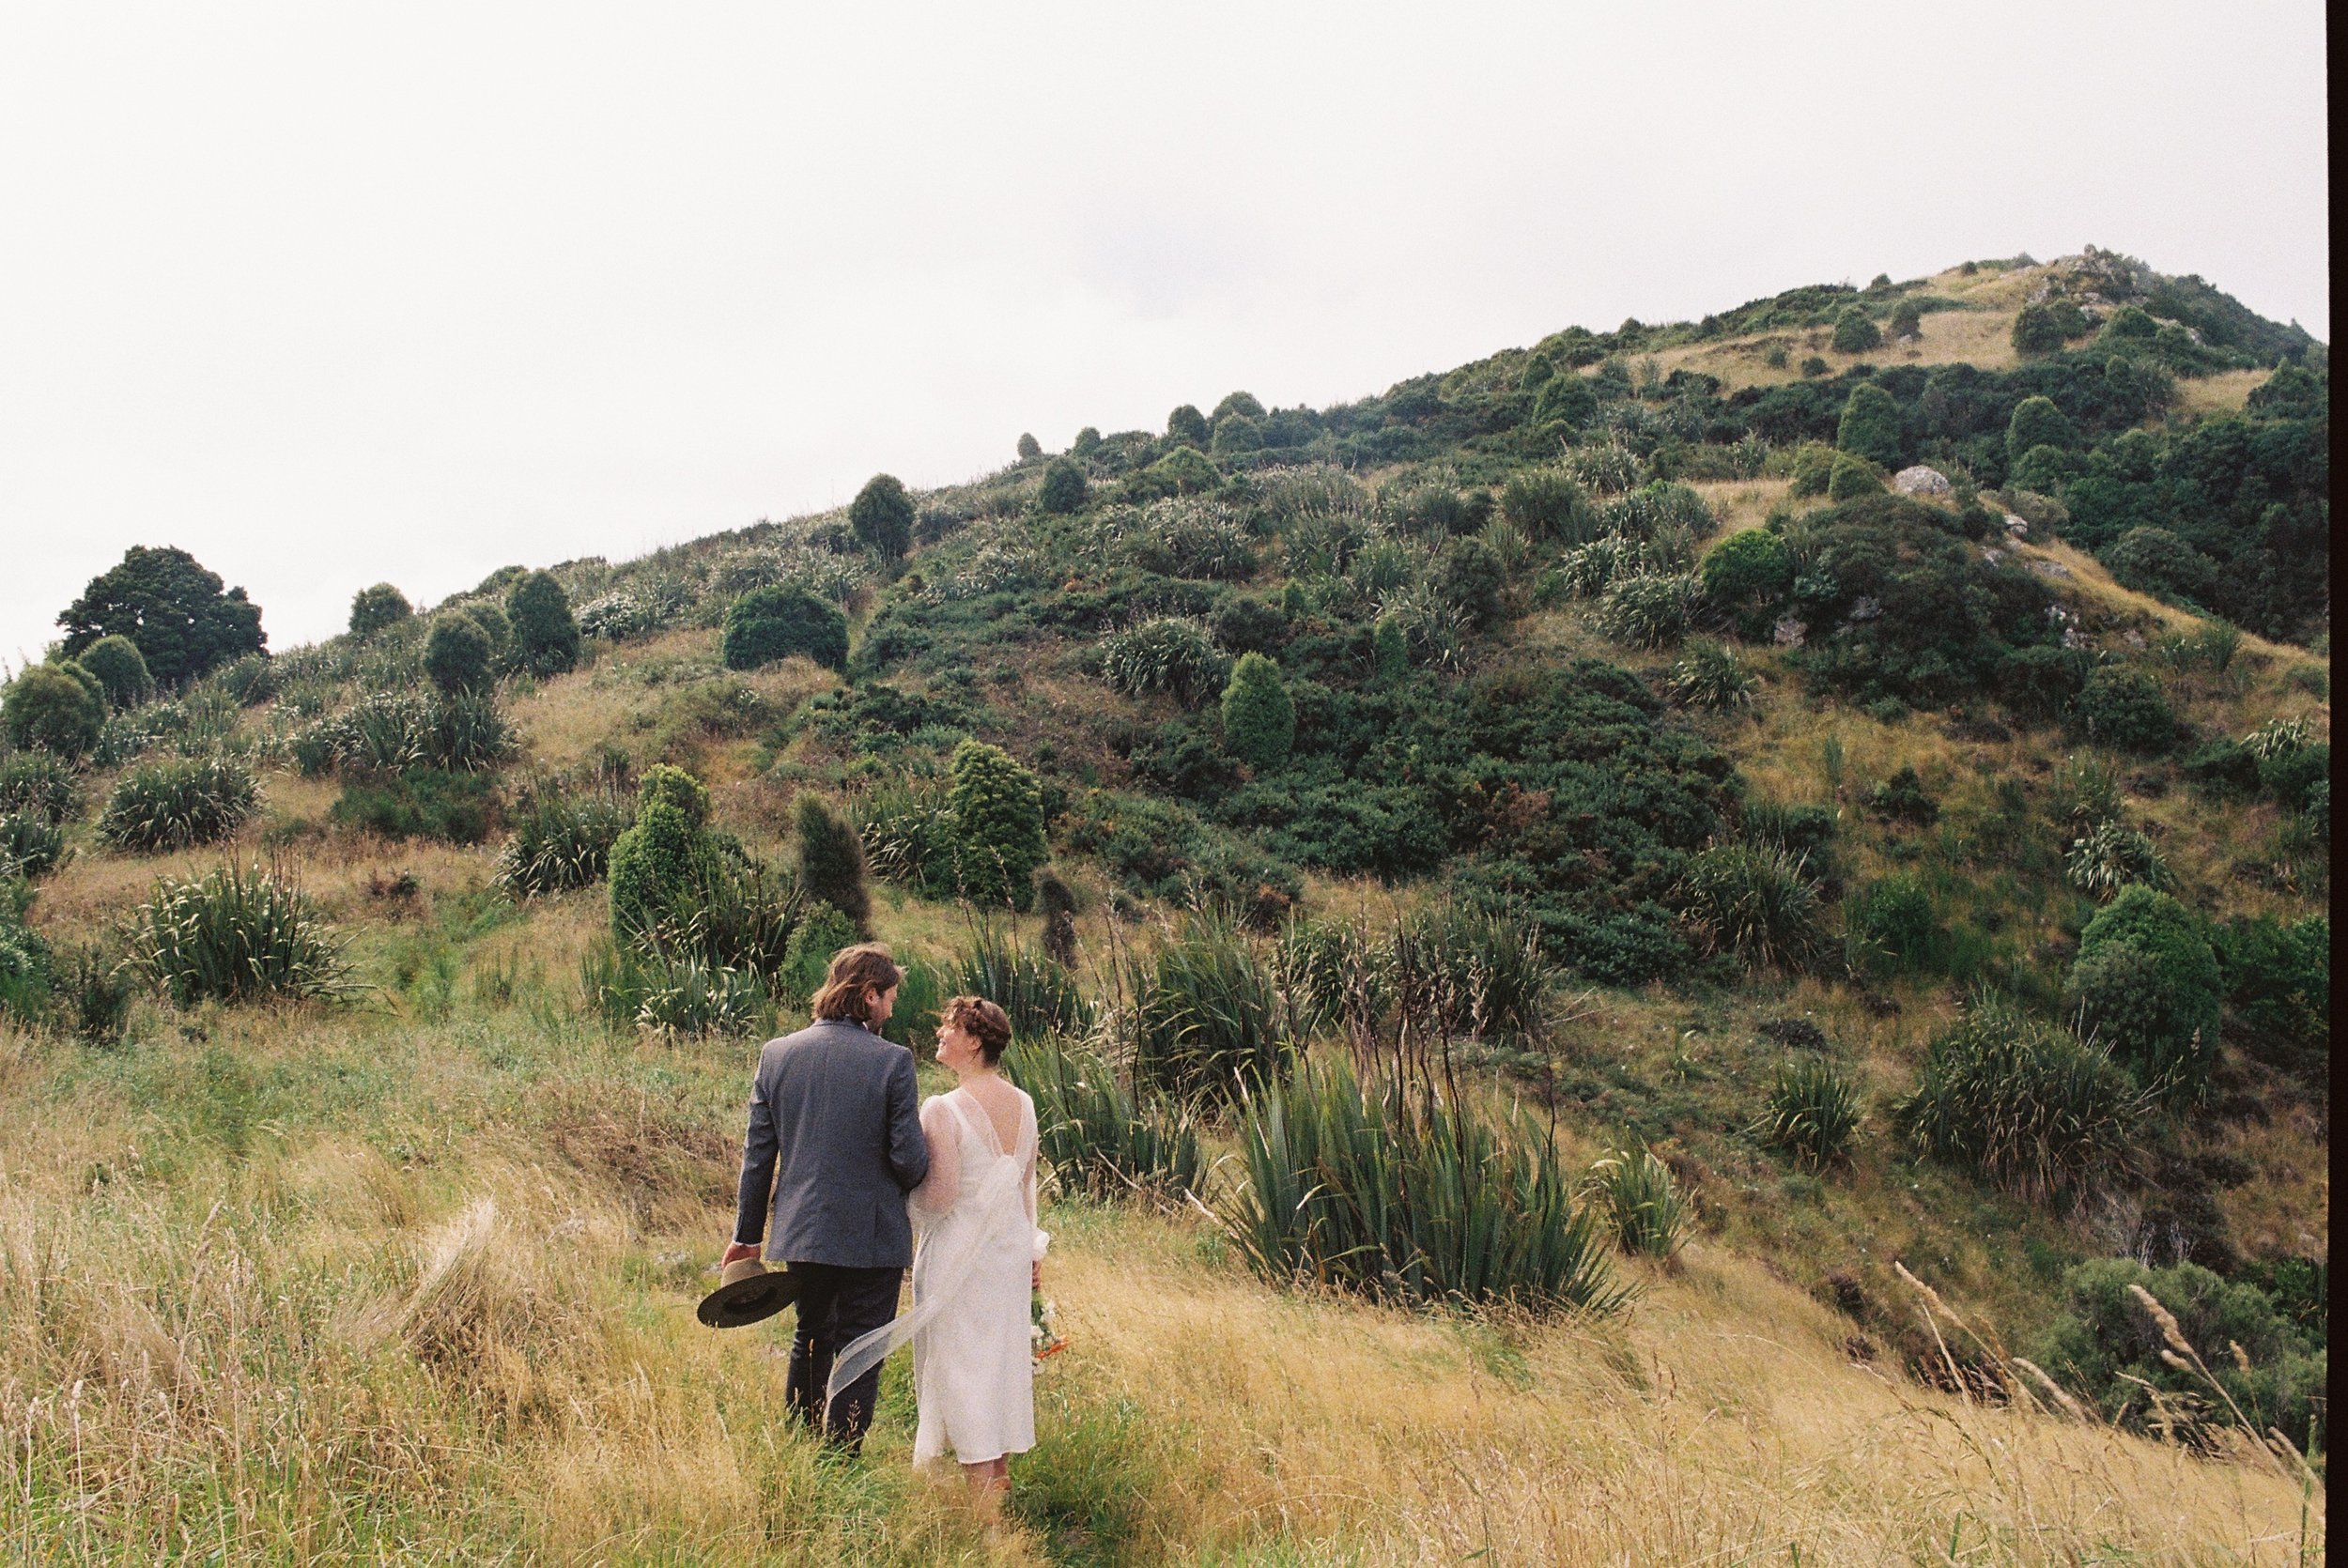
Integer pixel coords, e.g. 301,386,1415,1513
1216,1054,1628,1314
121,862,357,1006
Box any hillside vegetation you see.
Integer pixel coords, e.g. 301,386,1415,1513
0,248,2327,1564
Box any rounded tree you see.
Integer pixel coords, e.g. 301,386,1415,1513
1211,392,1266,424
1220,652,1295,769
1827,454,1886,501
504,571,580,676
1166,404,1211,447
1072,426,1102,456
849,474,916,559
1888,299,1923,340
424,615,495,695
3,663,105,759
2005,395,2078,460
458,600,514,667
722,584,849,673
1015,432,1043,461
1210,413,1264,455
1830,306,1881,355
1700,529,1795,609
2066,885,2222,1095
348,583,413,639
59,545,265,686
794,793,872,936
77,635,153,710
1520,352,1556,390
946,740,1047,913
1037,458,1089,515
1835,383,1903,469
2073,665,2174,752
1531,374,1598,430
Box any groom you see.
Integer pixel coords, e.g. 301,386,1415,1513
724,943,930,1450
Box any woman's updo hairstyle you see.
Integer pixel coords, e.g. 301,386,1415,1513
940,994,1013,1064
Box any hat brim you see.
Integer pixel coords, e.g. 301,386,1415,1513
696,1267,801,1330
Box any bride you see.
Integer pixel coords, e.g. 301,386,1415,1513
826,994,1045,1501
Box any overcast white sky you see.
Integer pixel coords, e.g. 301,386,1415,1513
0,3,2328,667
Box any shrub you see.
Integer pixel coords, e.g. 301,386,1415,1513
2064,820,2171,900
2066,886,2221,1096
1676,842,1827,972
2071,665,2174,753
1843,875,1941,976
1825,453,1884,500
1664,640,1757,713
98,756,260,852
2012,301,2079,357
60,545,265,685
607,791,717,942
1583,1144,1689,1258
584,937,770,1038
722,584,849,673
4,664,104,760
791,794,872,935
1038,868,1078,965
1866,764,1939,824
1037,458,1089,515
1097,617,1228,706
1787,443,1835,498
1830,306,1881,354
494,776,633,897
330,768,498,845
0,751,80,824
1134,445,1220,499
1700,529,1794,611
78,635,153,710
1593,572,1699,650
2256,741,2328,815
1009,1031,1202,1205
2214,914,2327,1072
849,473,916,558
947,740,1048,913
1800,355,1830,378
953,926,1093,1042
1219,653,1295,768
2032,1259,2326,1451
1498,468,1597,544
1127,915,1290,1107
1209,413,1263,455
1891,995,2143,1202
123,862,355,1006
0,813,66,880
424,615,495,695
1755,1057,1861,1170
1530,373,1599,430
1221,1055,1627,1312
1210,595,1286,656
2103,528,2217,606
458,601,514,667
348,583,413,638
1166,404,1210,446
1835,383,1902,468
1887,299,1923,339
504,571,580,676
2005,394,2078,460
1433,536,1506,628
1016,432,1042,460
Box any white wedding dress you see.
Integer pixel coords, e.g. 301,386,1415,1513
826,1082,1046,1466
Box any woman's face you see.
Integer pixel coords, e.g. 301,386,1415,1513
934,1021,982,1071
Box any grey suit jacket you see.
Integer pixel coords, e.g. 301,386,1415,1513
732,1018,931,1269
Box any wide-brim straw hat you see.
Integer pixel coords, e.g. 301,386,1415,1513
696,1257,800,1329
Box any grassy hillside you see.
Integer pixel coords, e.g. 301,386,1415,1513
0,249,2328,1563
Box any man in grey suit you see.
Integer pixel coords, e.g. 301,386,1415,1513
724,943,930,1450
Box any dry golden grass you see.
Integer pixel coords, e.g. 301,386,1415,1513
2169,368,2268,421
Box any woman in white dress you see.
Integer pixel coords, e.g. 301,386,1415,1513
826,994,1045,1502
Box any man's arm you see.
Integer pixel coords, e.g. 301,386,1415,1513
728,1051,780,1256
885,1048,930,1192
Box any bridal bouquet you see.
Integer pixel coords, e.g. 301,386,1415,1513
1030,1291,1067,1364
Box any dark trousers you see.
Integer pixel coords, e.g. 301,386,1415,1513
783,1262,904,1451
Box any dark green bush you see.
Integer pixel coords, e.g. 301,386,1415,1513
1700,529,1794,612
1844,875,1942,976
2256,741,2328,815
1756,1056,1861,1170
1830,306,1881,354
1520,353,1555,389
1887,299,1923,339
1132,445,1219,499
849,473,915,558
505,571,580,676
330,768,499,845
1166,405,1210,447
458,601,514,667
1800,355,1830,378
607,771,719,942
1015,432,1042,460
348,582,413,639
1892,995,2143,1202
1434,536,1506,629
1530,374,1599,429
423,615,495,695
1209,413,1264,455
1825,453,1884,500
1037,458,1089,515
4,664,104,760
2214,914,2327,1073
1498,468,1597,544
1788,443,1836,497
794,793,871,935
123,862,356,1006
2102,527,2217,605
2066,885,2221,1095
1210,595,1287,656
946,740,1048,913
98,756,260,852
60,545,265,685
78,636,154,711
1835,383,1902,468
722,585,849,673
2004,394,2078,459
2011,300,2089,357
1866,764,1939,824
1219,653,1294,768
2071,665,2174,753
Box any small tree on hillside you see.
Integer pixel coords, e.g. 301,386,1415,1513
1521,352,1556,390
2065,884,2222,1096
459,601,514,668
1037,458,1089,515
1212,392,1266,424
1072,426,1102,455
1827,454,1885,501
1531,374,1598,430
1210,414,1265,455
424,615,495,695
795,793,872,936
349,583,413,639
1836,383,1902,468
59,545,265,685
1830,306,1881,355
1015,432,1043,460
1888,299,1923,340
723,585,849,673
1166,404,1211,447
946,740,1047,912
2005,395,2078,460
850,473,915,559
1700,529,1794,611
505,571,579,676
1221,652,1296,769
2,663,104,759
77,635,153,710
